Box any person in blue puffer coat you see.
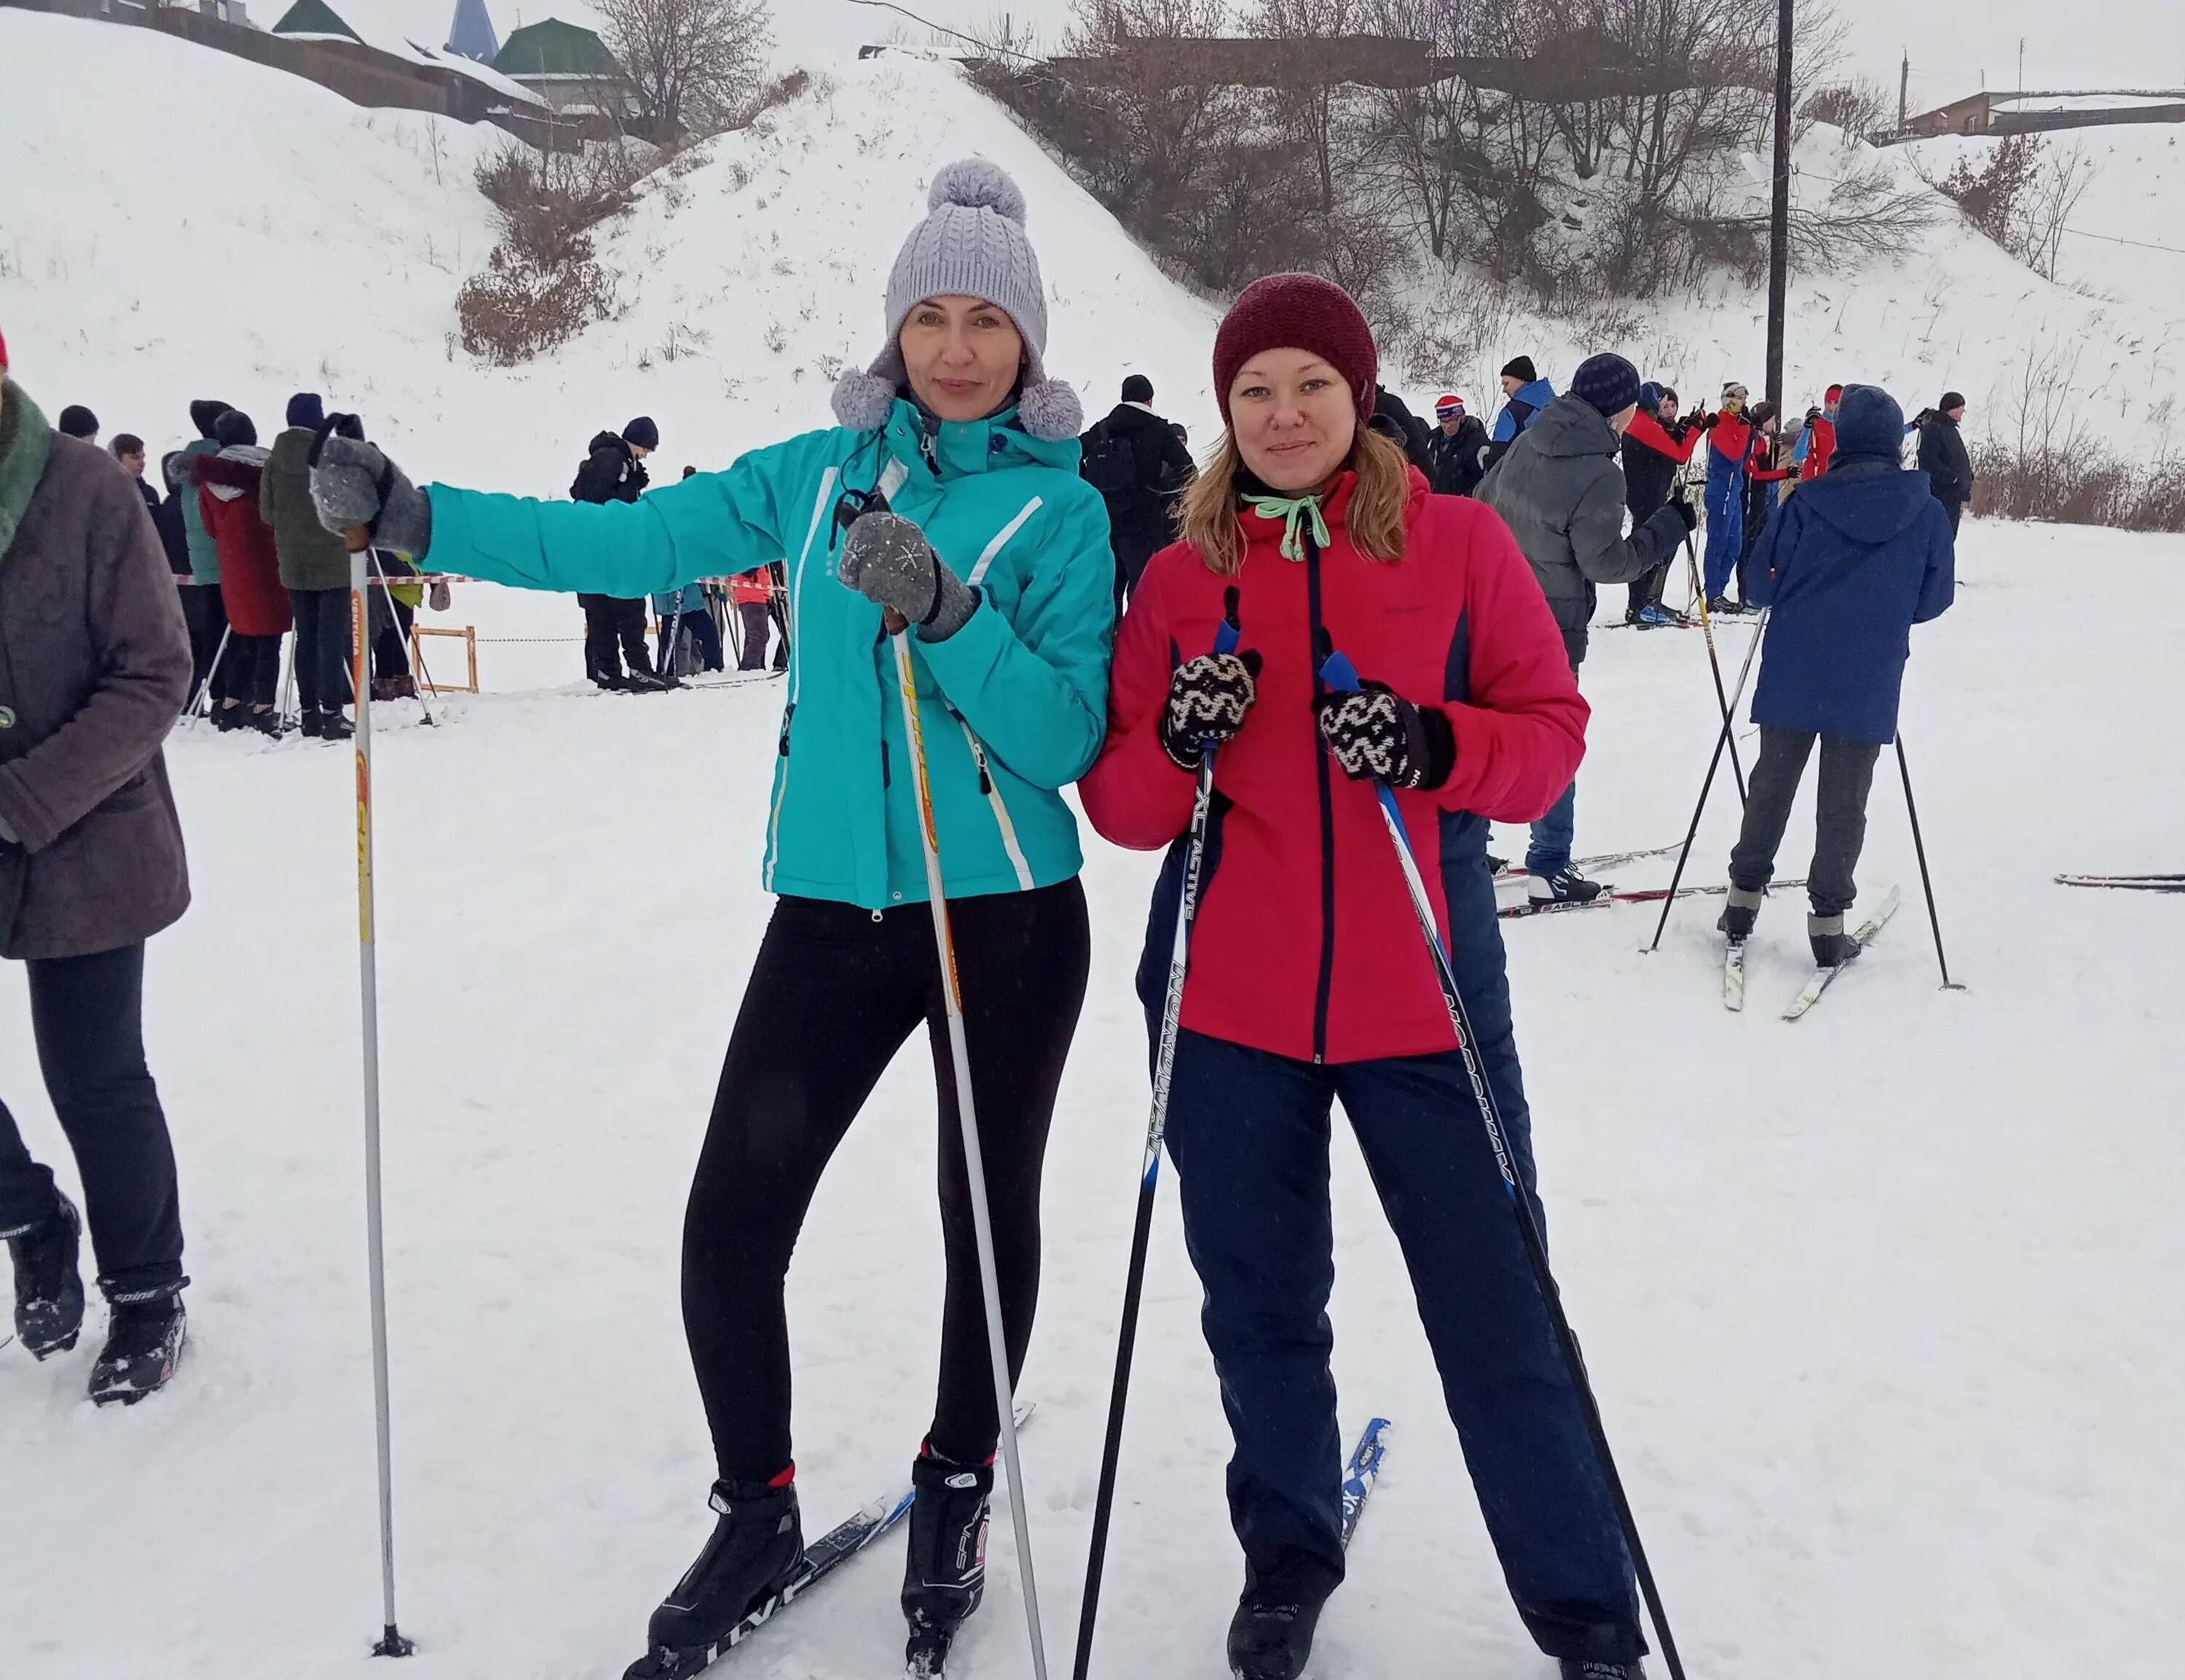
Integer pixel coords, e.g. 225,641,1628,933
1481,355,1555,476
1717,384,1955,967
307,159,1114,1677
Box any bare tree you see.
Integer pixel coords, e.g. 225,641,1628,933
593,0,773,140
2015,138,2099,282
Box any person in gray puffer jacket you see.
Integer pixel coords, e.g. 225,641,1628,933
1476,352,1692,902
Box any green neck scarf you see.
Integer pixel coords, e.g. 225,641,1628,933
0,380,55,563
1244,490,1332,562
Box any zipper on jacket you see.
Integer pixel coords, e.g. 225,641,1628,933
1305,532,1336,1065
763,702,796,893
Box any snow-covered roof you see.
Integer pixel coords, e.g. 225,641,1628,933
270,0,546,106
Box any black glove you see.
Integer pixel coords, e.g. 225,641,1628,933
1312,682,1455,790
1670,497,1698,533
1695,411,1720,433
1160,650,1261,770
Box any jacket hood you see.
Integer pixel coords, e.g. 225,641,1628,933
1796,461,1935,544
1528,393,1623,460
586,430,630,460
1,379,56,560
196,444,269,501
1512,377,1555,411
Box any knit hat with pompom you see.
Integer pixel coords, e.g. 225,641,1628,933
832,158,1080,442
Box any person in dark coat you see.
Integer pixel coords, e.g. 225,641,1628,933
0,335,195,1407
1618,384,1709,624
570,417,667,692
111,435,157,517
1078,374,1196,607
1914,392,1973,535
1369,384,1437,478
151,452,192,578
1426,393,1489,497
1719,385,1955,966
181,411,291,734
1477,353,1692,902
263,393,355,740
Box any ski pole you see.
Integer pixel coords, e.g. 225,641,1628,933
369,553,434,727
315,411,417,1659
1894,733,1965,991
1074,590,1242,1680
1646,607,1768,954
1320,649,1688,1680
1682,534,1746,807
889,625,1050,1680
186,623,232,720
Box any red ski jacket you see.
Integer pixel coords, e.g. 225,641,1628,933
1624,409,1704,466
1080,468,1586,1065
1708,411,1753,468
191,452,293,637
1800,415,1837,481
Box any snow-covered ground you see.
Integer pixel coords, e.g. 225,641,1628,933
5,12,2185,1676
3,518,2182,1680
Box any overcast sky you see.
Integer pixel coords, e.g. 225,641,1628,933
767,0,2180,114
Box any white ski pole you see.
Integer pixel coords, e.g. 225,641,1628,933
350,545,414,1660
889,626,1049,1680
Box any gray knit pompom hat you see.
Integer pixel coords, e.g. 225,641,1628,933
832,158,1082,443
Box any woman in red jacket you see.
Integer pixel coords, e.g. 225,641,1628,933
1079,276,1647,1680
184,410,292,735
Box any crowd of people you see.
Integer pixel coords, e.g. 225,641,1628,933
4,149,1969,1680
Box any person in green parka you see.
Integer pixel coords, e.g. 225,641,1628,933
308,159,1114,1677
263,392,356,739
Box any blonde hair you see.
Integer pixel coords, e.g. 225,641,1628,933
1178,424,1412,577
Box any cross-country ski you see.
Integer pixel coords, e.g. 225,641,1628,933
7,10,2182,1680
1782,888,1904,1020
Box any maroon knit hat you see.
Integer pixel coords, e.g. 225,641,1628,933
1212,274,1378,427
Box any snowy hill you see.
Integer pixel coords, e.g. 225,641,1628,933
0,11,1221,497
1386,117,2185,459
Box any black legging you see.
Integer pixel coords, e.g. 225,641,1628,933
683,879,1090,1481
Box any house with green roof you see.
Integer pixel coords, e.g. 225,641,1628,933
493,17,637,122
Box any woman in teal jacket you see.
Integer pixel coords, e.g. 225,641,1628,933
311,160,1114,1677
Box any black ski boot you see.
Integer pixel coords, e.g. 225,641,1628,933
5,1192,86,1359
1718,884,1765,942
625,1480,803,1679
1529,865,1606,905
1809,912,1855,968
320,710,355,742
1227,1592,1330,1680
902,1448,993,1676
1560,1662,1646,1679
89,1293,186,1405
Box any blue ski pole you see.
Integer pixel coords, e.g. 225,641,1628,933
1320,649,1688,1680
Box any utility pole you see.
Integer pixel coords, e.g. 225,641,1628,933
1899,51,1910,130
2017,38,2025,94
1765,0,1793,419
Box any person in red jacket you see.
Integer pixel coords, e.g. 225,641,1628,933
181,410,292,735
1079,275,1647,1680
1799,384,1843,482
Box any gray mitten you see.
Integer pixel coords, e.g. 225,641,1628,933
311,433,433,559
837,510,975,642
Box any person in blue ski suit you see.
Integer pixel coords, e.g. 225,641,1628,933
1701,381,1752,604
305,159,1114,1679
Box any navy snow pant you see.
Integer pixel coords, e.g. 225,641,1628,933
0,943,186,1304
1162,1026,1645,1665
1702,455,1744,600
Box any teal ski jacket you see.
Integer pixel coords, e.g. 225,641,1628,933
421,398,1116,910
